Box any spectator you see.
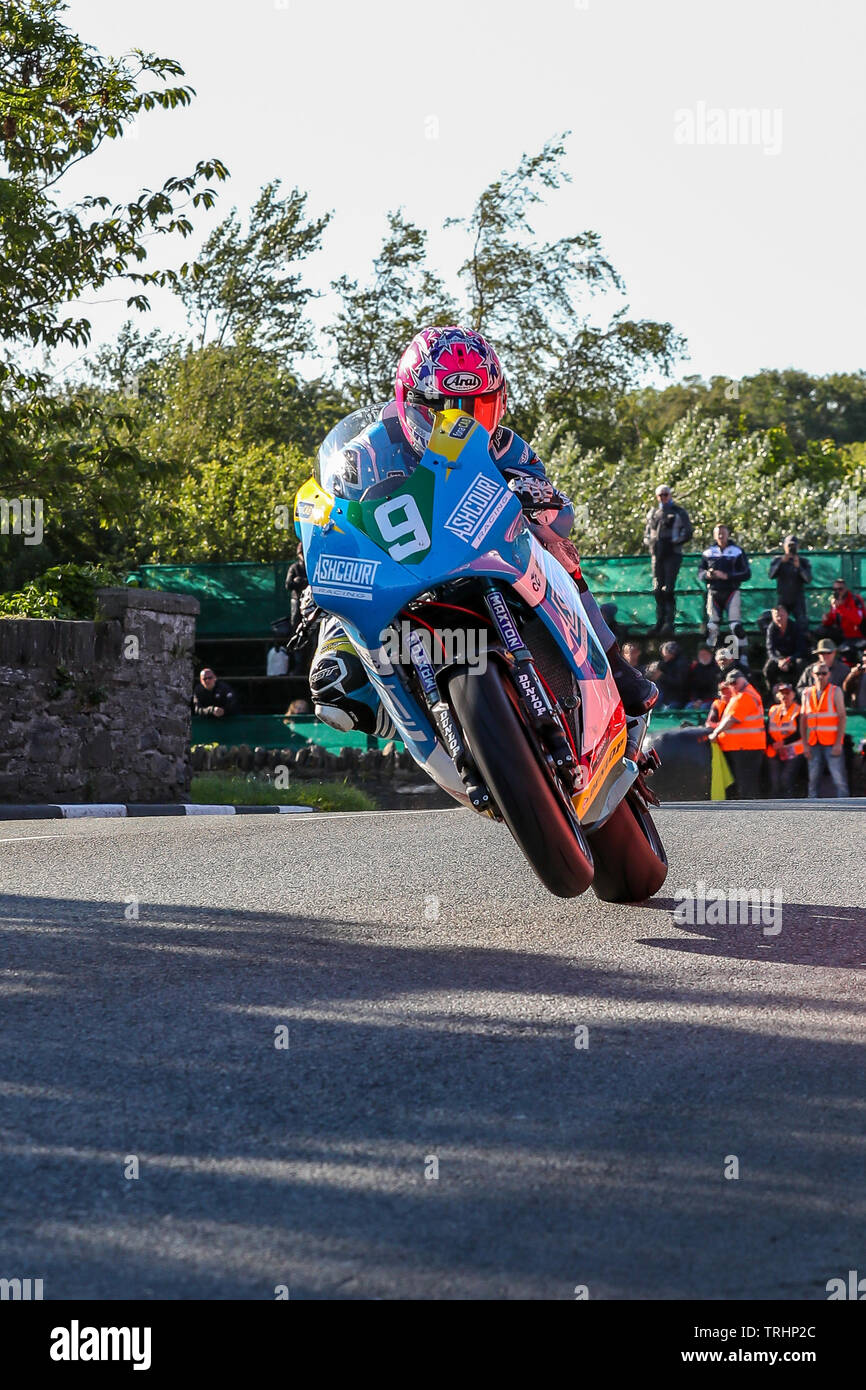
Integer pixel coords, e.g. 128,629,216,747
768,536,812,632
707,668,766,799
714,647,748,691
286,698,313,717
193,668,238,718
284,544,312,674
843,650,866,710
800,660,849,798
686,645,717,708
797,638,851,693
763,605,806,691
698,524,750,652
655,640,690,708
766,682,804,798
643,484,693,636
706,676,734,729
266,640,290,676
285,544,308,623
622,642,643,669
821,578,866,649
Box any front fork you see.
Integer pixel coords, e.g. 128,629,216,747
405,626,493,812
481,585,581,794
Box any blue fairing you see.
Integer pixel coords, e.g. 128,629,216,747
297,413,611,768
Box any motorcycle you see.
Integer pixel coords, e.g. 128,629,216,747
294,406,667,902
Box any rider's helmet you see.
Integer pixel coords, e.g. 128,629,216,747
394,325,507,456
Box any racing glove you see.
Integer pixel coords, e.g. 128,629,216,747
507,475,585,586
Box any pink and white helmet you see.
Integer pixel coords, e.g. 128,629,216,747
394,325,508,455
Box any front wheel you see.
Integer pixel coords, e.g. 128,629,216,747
446,662,594,898
586,792,668,903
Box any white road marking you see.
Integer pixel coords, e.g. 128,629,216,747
0,835,64,843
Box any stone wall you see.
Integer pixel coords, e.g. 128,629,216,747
0,588,199,804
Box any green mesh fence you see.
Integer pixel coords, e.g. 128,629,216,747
191,714,401,752
134,551,865,638
133,562,291,638
191,711,865,754
581,550,865,633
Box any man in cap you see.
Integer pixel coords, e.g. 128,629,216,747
799,660,849,798
796,638,851,694
707,667,766,799
768,535,812,633
643,483,693,636
766,681,804,798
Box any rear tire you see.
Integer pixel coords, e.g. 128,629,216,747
447,662,594,898
587,792,668,903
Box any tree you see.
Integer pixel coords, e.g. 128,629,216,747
133,342,348,464
542,408,861,556
627,369,866,455
141,440,313,563
177,180,330,353
0,0,228,408
541,312,687,458
440,135,686,441
85,319,180,398
329,210,454,404
445,136,620,413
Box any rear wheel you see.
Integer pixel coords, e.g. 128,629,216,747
587,792,668,903
446,661,594,898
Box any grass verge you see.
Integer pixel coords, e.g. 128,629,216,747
189,772,376,813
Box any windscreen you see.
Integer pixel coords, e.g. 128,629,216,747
316,404,382,494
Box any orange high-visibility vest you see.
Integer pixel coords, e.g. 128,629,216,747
766,701,803,758
717,683,766,751
707,696,728,727
802,684,841,746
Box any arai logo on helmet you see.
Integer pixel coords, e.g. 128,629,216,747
441,371,483,392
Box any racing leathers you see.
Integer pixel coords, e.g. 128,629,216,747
302,402,656,736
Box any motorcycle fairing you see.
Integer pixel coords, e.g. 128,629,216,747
295,410,630,812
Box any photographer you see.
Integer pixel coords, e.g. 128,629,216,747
821,578,866,651
768,536,812,633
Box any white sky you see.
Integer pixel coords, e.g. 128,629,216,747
58,0,866,386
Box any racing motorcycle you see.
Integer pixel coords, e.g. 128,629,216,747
294,407,667,902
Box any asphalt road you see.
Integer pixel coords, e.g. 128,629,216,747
1,803,864,1300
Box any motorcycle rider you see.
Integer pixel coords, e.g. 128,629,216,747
301,325,658,736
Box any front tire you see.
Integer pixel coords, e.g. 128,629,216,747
446,662,594,898
587,792,668,903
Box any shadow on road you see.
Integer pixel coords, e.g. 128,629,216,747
637,897,866,967
0,892,864,1300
